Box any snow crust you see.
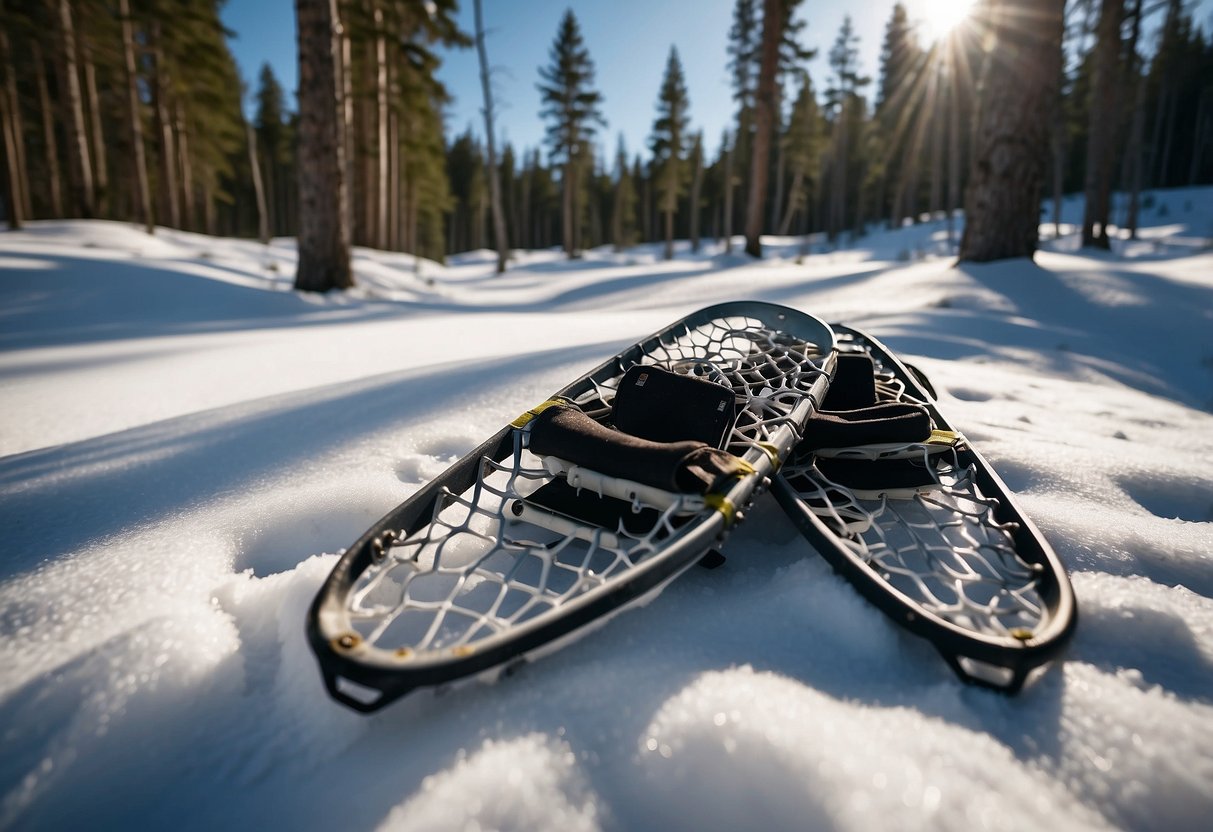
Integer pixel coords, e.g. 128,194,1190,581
1,191,1211,830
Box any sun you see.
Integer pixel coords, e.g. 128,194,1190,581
921,0,977,41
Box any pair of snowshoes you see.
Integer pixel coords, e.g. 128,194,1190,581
307,302,1076,712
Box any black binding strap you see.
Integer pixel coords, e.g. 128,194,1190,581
611,365,735,448
802,402,931,450
822,353,878,411
528,404,751,494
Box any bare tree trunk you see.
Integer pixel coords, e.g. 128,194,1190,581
929,58,944,219
119,0,152,233
175,99,195,230
295,0,352,291
1188,96,1210,186
689,144,703,252
778,169,803,235
723,135,734,253
743,0,780,258
80,31,107,216
55,0,94,217
474,0,510,271
562,160,575,256
946,50,961,248
959,0,1064,263
151,24,179,228
1081,0,1124,248
0,74,21,228
341,22,354,243
0,17,29,223
246,113,270,243
32,42,63,217
374,2,388,250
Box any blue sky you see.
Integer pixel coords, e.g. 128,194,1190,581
221,0,1213,163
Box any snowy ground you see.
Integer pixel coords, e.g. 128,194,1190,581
1,191,1211,830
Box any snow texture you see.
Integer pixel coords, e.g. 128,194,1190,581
1,190,1212,830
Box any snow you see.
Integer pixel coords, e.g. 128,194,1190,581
2,190,1212,830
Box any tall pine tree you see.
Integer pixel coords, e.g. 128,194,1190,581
537,10,604,258
650,46,690,261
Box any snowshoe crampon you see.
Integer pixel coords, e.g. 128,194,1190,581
773,325,1077,692
308,301,836,712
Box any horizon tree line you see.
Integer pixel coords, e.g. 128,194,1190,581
2,0,1211,291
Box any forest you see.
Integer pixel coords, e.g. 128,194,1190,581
1,0,1211,289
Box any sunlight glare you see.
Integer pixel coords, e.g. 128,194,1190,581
921,0,977,40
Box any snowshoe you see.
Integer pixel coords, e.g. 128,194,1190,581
308,302,836,712
772,324,1077,692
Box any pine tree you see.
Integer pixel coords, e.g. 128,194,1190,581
824,15,870,243
778,71,822,236
650,46,690,260
743,0,782,257
474,0,508,272
1081,0,1125,249
687,131,704,252
537,10,604,258
295,0,352,291
611,134,636,251
960,0,1065,263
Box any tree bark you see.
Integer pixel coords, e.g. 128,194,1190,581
374,2,388,250
723,134,734,253
151,23,179,228
55,0,94,217
959,0,1064,263
475,0,509,272
688,142,703,252
0,16,28,224
119,0,153,233
1080,0,1124,248
743,0,780,258
31,42,63,217
175,98,195,230
295,0,352,291
80,30,107,216
0,73,21,228
246,113,270,243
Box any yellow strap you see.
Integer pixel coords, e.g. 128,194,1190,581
755,442,780,467
927,429,960,446
704,493,737,525
510,398,570,429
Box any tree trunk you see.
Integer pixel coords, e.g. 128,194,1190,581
0,75,21,228
959,0,1064,263
374,2,388,250
778,169,803,235
55,0,94,217
32,42,64,217
474,0,509,272
175,99,195,230
341,22,354,243
119,0,152,233
723,136,734,253
743,0,780,258
246,114,270,243
689,146,702,252
946,51,961,248
151,24,179,228
295,0,352,291
1080,0,1124,249
0,18,28,224
562,160,575,256
80,30,107,216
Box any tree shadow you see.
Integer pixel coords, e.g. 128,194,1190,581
0,341,619,578
867,256,1213,410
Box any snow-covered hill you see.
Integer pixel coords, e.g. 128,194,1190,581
1,191,1211,830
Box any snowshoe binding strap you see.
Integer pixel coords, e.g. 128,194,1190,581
814,455,944,499
527,403,753,494
822,353,879,410
800,402,932,451
611,364,736,448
